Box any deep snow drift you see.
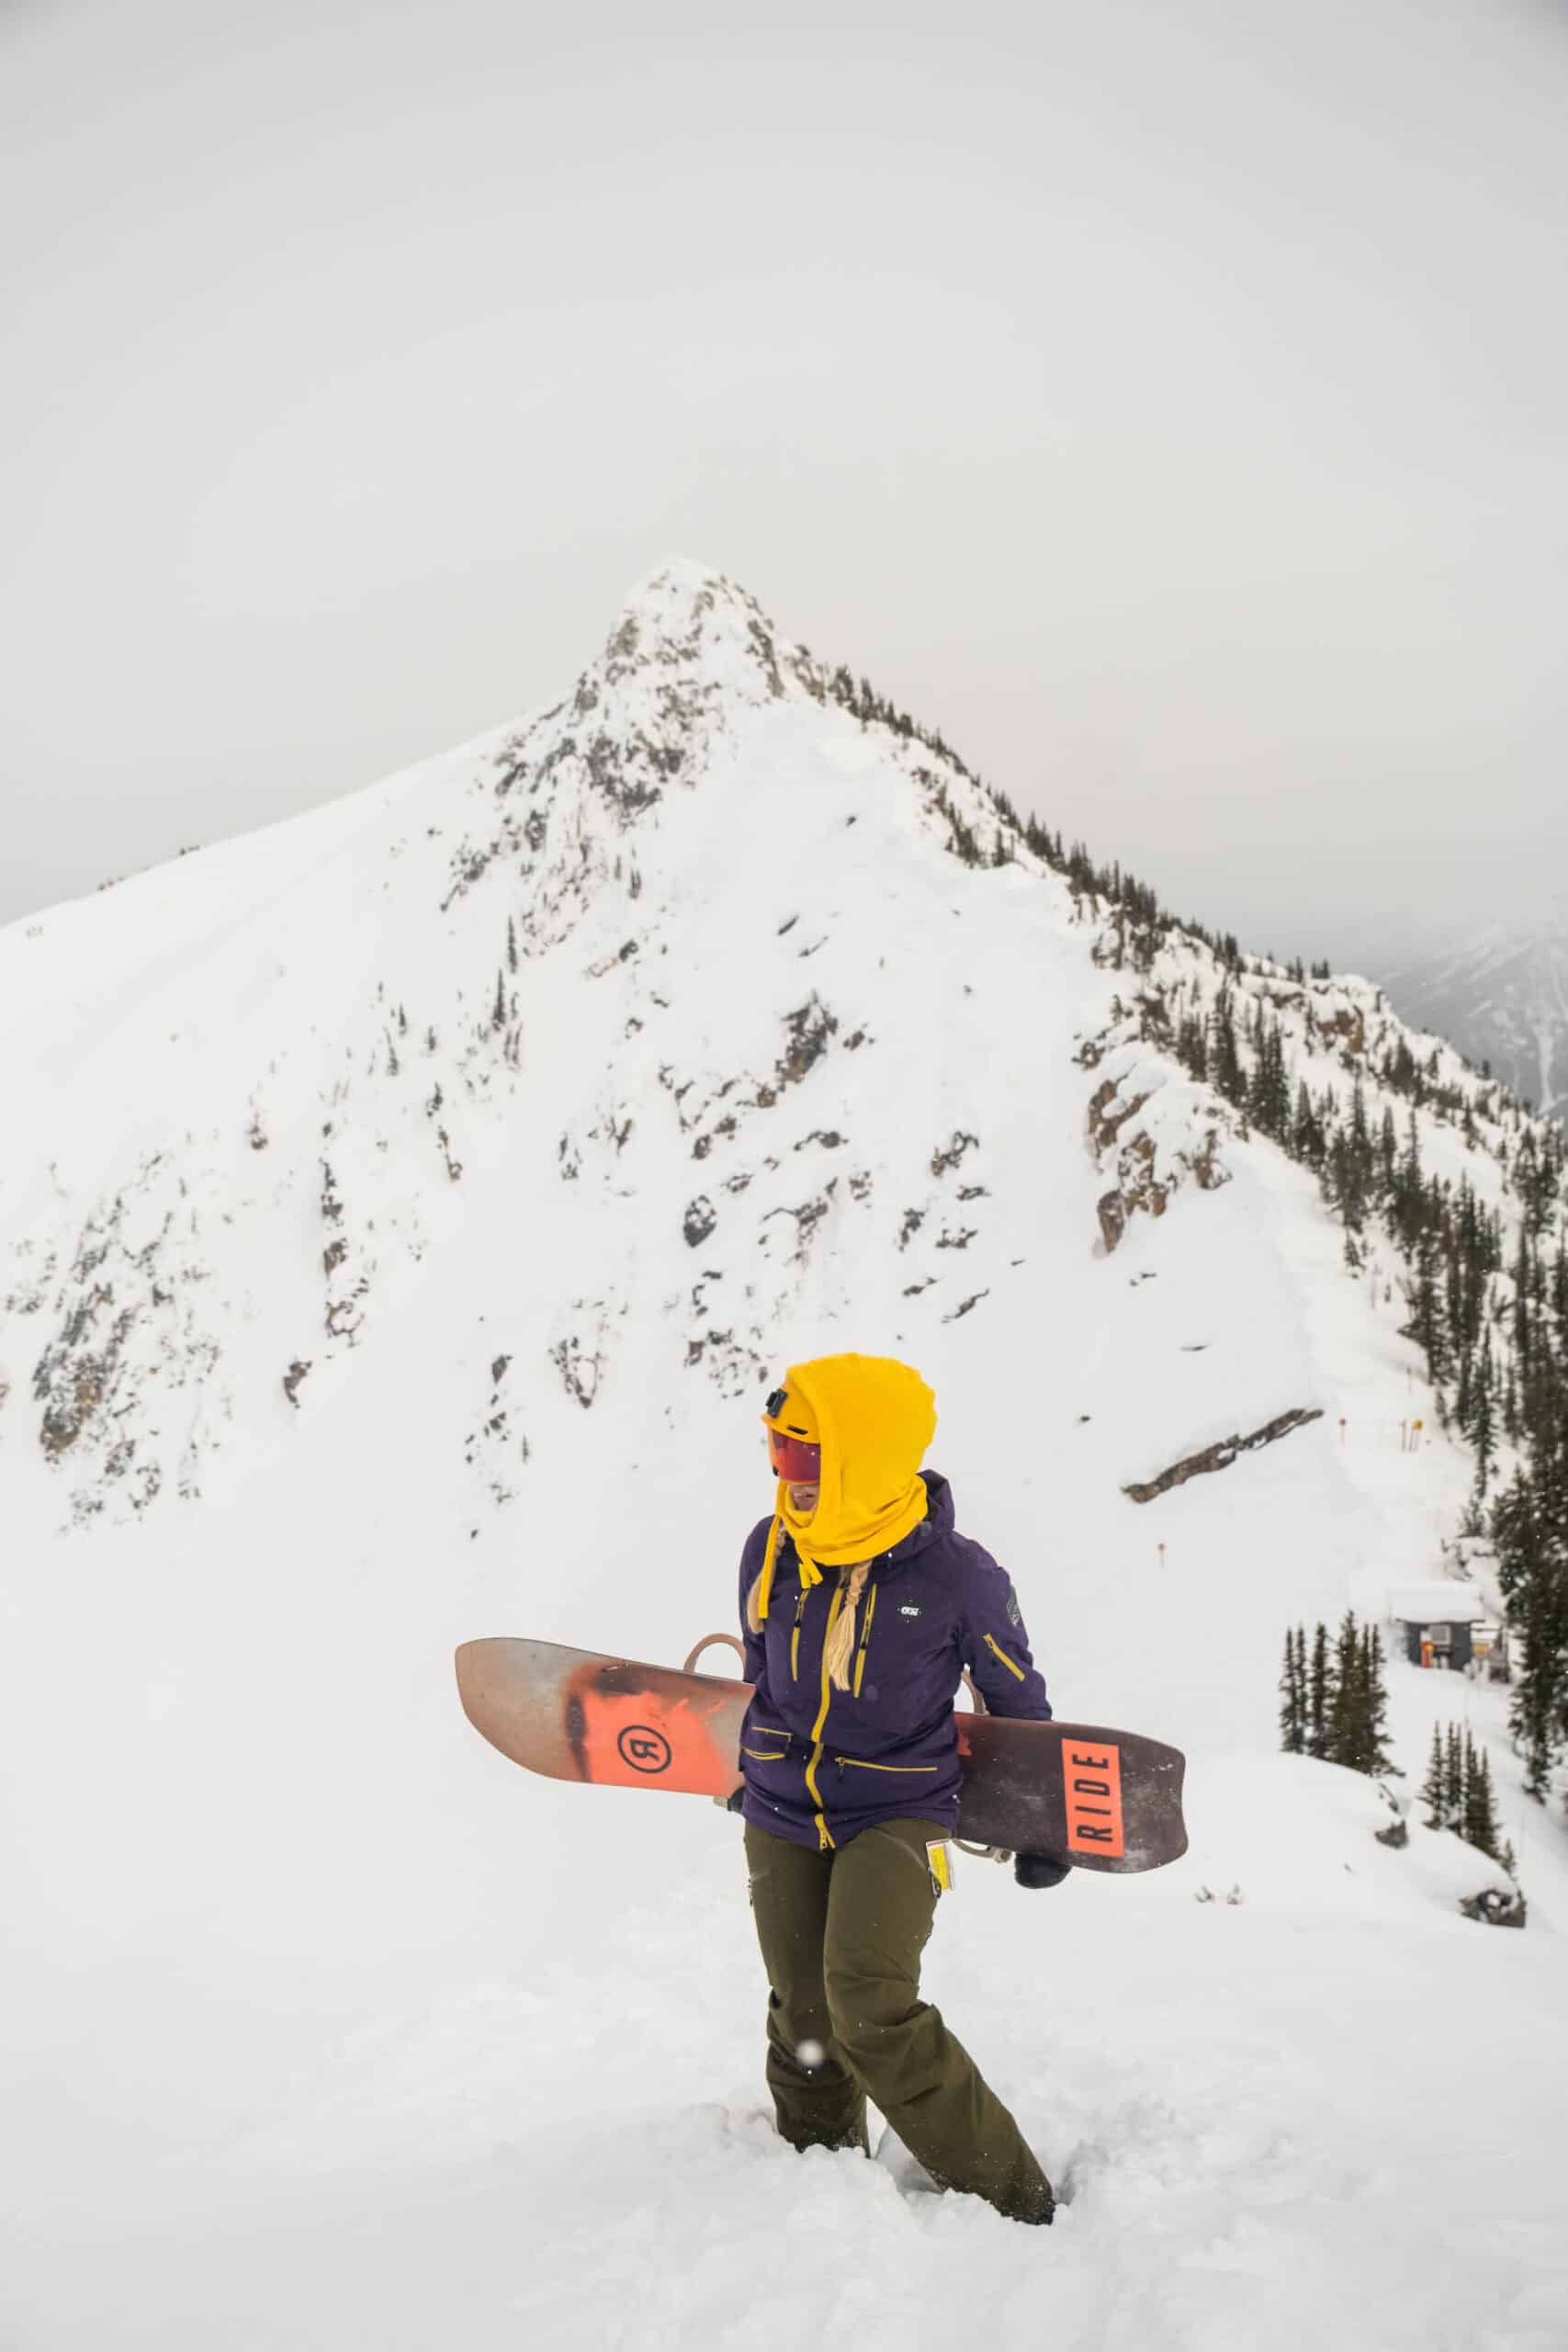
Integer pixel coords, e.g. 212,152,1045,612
2,565,1563,2349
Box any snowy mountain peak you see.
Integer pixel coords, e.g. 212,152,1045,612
570,557,823,764
604,558,804,700
2,566,1562,1552
0,563,992,1531
426,563,837,954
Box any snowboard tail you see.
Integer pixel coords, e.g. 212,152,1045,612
455,1637,1187,1874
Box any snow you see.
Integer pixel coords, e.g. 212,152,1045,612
3,564,1566,2348
1384,1584,1489,1624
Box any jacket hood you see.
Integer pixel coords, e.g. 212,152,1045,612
751,1353,938,1624
773,1352,937,1567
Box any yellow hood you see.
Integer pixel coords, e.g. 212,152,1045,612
755,1353,937,1620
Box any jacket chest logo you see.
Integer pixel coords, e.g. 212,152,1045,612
898,1604,922,1619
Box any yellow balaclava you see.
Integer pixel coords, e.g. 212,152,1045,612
751,1353,938,1629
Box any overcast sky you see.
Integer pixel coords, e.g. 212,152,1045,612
3,0,1564,966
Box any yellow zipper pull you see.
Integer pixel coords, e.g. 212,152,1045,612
805,1583,845,1850
984,1630,1028,1682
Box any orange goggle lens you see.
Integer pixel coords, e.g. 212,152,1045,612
765,1425,821,1483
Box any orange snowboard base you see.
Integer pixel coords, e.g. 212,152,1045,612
455,1637,1188,1873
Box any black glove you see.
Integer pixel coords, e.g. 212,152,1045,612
1014,1851,1072,1890
725,1786,746,1815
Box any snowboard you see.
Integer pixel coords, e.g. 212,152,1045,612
455,1636,1187,1874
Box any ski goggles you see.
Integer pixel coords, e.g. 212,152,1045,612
762,1390,821,1484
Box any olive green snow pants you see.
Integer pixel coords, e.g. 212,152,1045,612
743,1817,1053,2225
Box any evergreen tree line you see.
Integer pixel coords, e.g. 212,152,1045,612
1153,962,1567,1805
1419,1723,1516,1873
1025,806,1568,1803
1149,953,1566,1806
1279,1614,1395,1777
833,670,1568,1810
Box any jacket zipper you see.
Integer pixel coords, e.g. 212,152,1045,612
983,1631,1027,1682
834,1757,938,1775
803,1579,845,1850
852,1581,878,1697
791,1585,808,1683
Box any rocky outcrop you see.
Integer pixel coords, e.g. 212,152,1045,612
1086,1070,1232,1255
1460,1885,1527,1928
1122,1408,1325,1503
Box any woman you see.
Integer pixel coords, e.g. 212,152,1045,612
736,1351,1066,2227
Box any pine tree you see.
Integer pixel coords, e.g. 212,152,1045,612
1443,1724,1465,1827
1403,1227,1450,1385
1327,1611,1362,1766
1247,1019,1291,1141
1420,1724,1446,1825
1398,1106,1424,1248
1510,1564,1566,1804
1307,1622,1333,1759
1211,992,1245,1108
1292,1078,1325,1168
1461,1737,1503,1861
1471,1339,1496,1493
1279,1628,1307,1753
1177,1009,1209,1081
1494,1421,1568,1804
1315,1615,1398,1779
1378,1105,1399,1205
1359,1625,1396,1775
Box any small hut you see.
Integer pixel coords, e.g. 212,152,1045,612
1388,1585,1489,1671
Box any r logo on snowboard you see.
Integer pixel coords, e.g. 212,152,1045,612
617,1724,673,1775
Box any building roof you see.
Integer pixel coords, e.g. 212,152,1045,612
1388,1584,1488,1625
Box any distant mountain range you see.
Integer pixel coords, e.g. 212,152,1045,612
1376,922,1568,1121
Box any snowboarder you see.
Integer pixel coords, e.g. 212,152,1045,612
736,1352,1064,2226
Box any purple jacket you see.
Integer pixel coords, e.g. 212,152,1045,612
737,1469,1051,1851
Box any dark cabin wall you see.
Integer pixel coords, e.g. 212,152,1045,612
1399,1620,1474,1668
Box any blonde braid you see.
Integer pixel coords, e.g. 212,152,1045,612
824,1561,871,1692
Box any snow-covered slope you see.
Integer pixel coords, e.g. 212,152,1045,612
3,564,1564,2349
1379,917,1568,1120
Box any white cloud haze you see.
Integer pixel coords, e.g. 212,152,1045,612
2,0,1564,965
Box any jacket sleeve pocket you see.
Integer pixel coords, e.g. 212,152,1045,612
960,1555,1052,1721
